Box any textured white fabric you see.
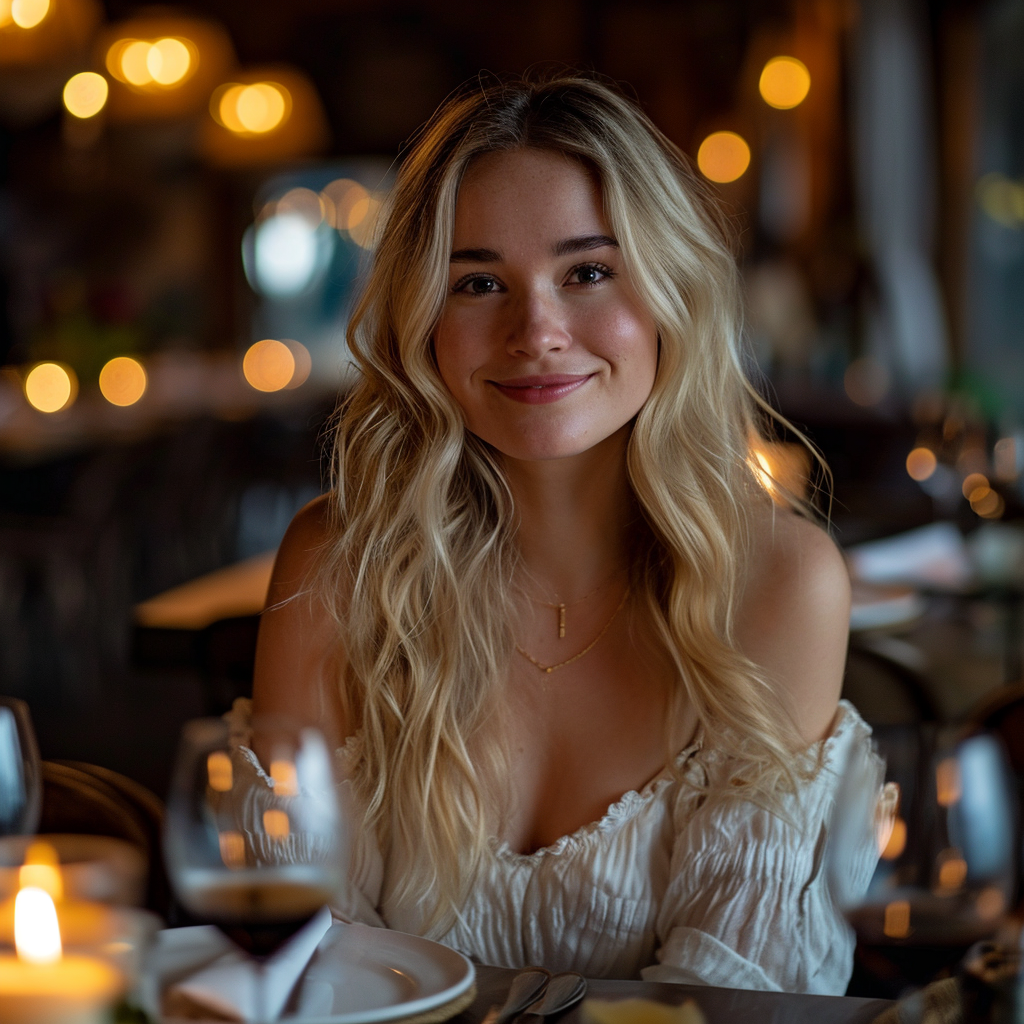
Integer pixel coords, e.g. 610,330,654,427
226,699,876,994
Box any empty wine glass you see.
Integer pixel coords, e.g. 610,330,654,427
164,714,346,1019
0,697,42,836
827,725,1017,996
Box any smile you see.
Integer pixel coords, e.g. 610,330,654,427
490,374,594,405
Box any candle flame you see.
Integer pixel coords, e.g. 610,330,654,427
15,887,62,964
19,840,63,901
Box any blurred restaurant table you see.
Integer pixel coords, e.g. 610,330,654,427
458,966,892,1024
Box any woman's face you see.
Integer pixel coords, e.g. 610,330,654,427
434,148,659,464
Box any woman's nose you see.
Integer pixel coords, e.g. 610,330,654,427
505,292,571,358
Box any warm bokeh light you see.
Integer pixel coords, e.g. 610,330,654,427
977,886,1006,921
759,56,811,109
697,131,751,184
99,356,147,406
971,487,1004,519
263,809,290,839
937,853,967,892
321,178,367,232
11,0,49,29
109,36,195,88
15,887,62,964
284,340,311,389
147,37,191,85
746,440,811,504
906,448,937,482
880,817,907,861
216,82,290,134
206,751,233,792
936,758,961,807
962,472,989,500
270,760,298,796
218,831,245,869
63,72,108,119
276,187,324,226
883,900,911,939
24,362,76,413
120,39,152,85
348,194,382,248
977,173,1024,230
18,841,63,901
844,358,889,406
243,339,295,392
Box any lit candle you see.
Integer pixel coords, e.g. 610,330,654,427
0,882,122,1024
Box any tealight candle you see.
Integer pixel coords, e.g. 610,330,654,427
0,885,123,1024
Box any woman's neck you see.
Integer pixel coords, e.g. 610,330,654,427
503,427,636,602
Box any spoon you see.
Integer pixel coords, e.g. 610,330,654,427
480,968,551,1024
519,972,587,1020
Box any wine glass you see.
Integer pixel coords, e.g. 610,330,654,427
827,725,1017,997
164,714,346,1017
0,696,42,836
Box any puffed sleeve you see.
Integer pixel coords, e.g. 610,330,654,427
222,698,386,928
641,701,878,995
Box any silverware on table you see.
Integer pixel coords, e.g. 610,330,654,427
480,967,552,1024
516,972,588,1021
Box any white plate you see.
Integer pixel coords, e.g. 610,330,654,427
146,922,475,1024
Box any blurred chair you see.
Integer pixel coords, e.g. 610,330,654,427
842,633,941,726
40,760,170,917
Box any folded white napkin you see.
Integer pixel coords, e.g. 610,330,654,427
161,905,333,1022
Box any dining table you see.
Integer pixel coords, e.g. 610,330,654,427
451,965,893,1024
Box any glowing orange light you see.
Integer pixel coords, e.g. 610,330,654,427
243,339,295,392
120,39,152,85
262,809,290,840
971,488,1004,519
15,887,62,964
19,841,62,901
98,356,146,407
216,82,290,135
962,472,989,499
270,760,298,797
63,72,108,119
218,831,246,869
880,817,907,861
24,362,76,413
697,131,751,184
206,751,233,792
883,900,911,939
759,56,811,109
10,0,49,29
937,855,967,892
147,37,191,85
348,195,382,248
321,178,367,231
284,340,311,389
906,448,937,482
936,758,961,807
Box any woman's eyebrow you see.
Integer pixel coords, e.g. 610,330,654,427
552,234,619,257
450,246,502,263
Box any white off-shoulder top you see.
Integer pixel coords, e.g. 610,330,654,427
227,699,877,996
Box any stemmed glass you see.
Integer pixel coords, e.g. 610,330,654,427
0,696,42,836
827,725,1017,996
164,714,346,1019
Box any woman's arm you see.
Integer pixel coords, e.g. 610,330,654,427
252,494,348,738
734,508,852,745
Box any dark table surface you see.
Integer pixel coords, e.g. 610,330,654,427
453,966,894,1024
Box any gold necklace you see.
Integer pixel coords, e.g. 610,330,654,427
516,588,629,674
529,572,622,638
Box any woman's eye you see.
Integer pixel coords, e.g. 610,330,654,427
453,275,500,296
567,263,614,287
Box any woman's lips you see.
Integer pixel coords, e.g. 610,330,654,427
490,374,593,404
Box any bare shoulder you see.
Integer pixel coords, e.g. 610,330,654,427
252,493,348,735
734,506,851,745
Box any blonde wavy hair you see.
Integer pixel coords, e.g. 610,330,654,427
317,72,810,933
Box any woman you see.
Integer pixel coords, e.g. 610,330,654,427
252,73,871,993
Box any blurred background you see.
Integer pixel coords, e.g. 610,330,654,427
0,0,1022,794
